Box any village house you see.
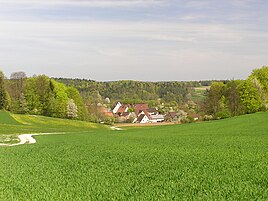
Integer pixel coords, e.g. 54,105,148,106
113,102,165,124
112,102,122,114
134,103,164,123
146,108,158,115
112,102,129,116
134,103,149,115
116,105,129,116
136,113,151,123
150,114,165,123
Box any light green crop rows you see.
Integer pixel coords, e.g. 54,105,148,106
1,112,268,200
0,111,101,137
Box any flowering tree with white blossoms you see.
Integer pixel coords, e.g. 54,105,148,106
67,99,78,119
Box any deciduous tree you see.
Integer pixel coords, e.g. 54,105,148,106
225,80,244,116
238,79,262,114
67,99,78,119
204,82,225,115
0,71,7,110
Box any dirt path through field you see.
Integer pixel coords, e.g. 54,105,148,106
1,127,123,147
115,122,179,127
0,132,66,147
110,126,124,131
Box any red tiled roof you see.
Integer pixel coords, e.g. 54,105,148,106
134,103,149,115
147,108,158,113
137,114,145,122
122,112,130,117
137,110,152,120
144,111,152,120
117,105,128,114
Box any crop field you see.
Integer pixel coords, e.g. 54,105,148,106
192,86,210,102
1,111,268,200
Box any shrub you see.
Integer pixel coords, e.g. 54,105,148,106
203,115,213,121
216,111,231,119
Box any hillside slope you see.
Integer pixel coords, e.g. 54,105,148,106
1,112,268,200
0,111,104,144
0,111,22,125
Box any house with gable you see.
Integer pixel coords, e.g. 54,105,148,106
112,102,122,114
150,114,165,123
113,102,165,124
134,103,164,123
135,112,152,123
112,102,129,116
116,105,129,116
134,103,149,115
146,108,158,115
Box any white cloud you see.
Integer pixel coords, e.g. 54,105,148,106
0,20,253,54
0,19,266,56
184,0,213,9
0,0,168,7
0,0,267,80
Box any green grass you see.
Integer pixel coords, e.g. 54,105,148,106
0,111,22,125
0,111,102,136
0,112,268,200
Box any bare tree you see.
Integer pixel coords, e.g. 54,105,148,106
10,72,27,80
9,72,27,100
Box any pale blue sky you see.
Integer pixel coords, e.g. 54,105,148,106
0,0,267,81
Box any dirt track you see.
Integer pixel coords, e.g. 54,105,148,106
0,132,66,147
115,122,180,127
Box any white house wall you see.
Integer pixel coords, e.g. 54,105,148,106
140,115,150,123
112,102,122,114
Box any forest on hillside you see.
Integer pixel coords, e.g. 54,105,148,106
54,79,214,104
0,66,267,124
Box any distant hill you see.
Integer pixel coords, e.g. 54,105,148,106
54,78,226,104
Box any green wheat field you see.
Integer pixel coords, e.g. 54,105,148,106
0,111,268,200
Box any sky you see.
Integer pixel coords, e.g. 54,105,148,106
0,0,267,81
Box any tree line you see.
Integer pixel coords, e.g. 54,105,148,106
0,66,267,123
54,78,220,106
0,71,220,123
203,66,268,119
0,72,87,120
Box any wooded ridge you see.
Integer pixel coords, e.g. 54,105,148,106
0,66,267,124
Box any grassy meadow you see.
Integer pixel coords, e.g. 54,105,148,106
0,111,268,200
